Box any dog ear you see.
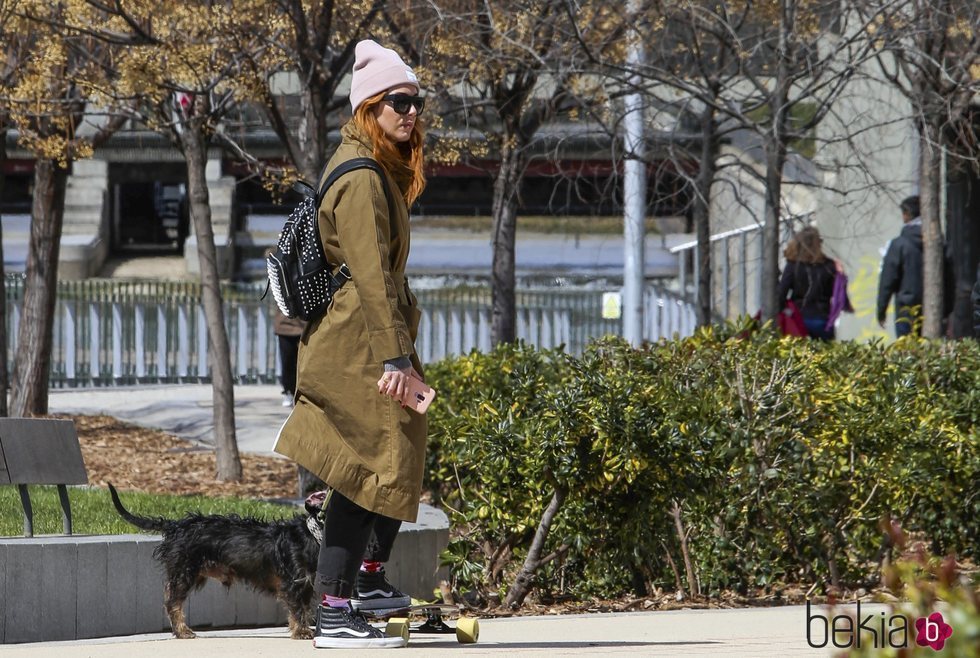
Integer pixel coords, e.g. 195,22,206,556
304,490,328,516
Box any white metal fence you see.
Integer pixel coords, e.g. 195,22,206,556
669,219,801,320
5,278,696,387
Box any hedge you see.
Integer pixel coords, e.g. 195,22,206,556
423,327,980,605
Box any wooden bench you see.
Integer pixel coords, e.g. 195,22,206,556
0,418,88,537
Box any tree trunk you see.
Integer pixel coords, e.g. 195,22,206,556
918,122,944,338
297,87,332,183
694,108,718,326
179,124,242,481
760,7,793,322
504,486,566,608
0,130,8,417
9,159,68,416
760,135,787,321
491,139,522,345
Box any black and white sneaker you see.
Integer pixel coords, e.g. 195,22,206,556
313,603,405,649
351,568,412,611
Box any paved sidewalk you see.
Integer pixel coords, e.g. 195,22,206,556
0,606,836,657
49,383,291,456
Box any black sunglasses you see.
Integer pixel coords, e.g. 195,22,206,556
382,93,425,115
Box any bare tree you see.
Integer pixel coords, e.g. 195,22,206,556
75,0,280,480
3,1,124,417
568,1,880,323
0,125,7,417
0,0,27,417
236,0,385,184
860,0,980,337
420,0,611,344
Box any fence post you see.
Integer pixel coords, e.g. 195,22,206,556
178,306,189,378
64,302,76,383
112,303,123,382
157,306,167,381
89,304,100,383
135,304,146,380
196,306,208,380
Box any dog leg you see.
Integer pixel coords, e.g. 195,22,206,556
164,582,196,639
281,589,315,640
287,611,314,640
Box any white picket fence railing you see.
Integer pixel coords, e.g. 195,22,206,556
5,278,696,387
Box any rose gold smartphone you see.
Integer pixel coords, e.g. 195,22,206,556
405,376,436,414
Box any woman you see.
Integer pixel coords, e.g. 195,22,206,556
777,227,842,340
274,40,427,649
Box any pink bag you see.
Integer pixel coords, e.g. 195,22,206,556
753,300,808,337
777,300,808,337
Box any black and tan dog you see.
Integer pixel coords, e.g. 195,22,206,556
108,483,325,639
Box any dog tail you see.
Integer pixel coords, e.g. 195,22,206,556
107,483,171,532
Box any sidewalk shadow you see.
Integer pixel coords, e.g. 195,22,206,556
412,640,722,649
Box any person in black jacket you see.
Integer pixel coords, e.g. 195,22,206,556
778,226,840,340
876,196,924,337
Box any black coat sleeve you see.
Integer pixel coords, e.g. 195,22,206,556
777,263,794,306
876,239,902,322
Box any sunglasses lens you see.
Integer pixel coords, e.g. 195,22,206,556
386,95,424,115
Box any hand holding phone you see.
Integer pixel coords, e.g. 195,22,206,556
404,375,436,414
377,368,436,414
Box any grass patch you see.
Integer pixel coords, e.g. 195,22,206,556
411,215,667,234
0,485,298,537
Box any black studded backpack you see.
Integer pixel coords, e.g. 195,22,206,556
266,157,391,321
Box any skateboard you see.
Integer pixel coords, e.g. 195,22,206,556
362,604,480,644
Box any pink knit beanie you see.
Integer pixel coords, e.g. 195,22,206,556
349,40,419,113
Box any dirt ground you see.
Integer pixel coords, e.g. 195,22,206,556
64,414,298,500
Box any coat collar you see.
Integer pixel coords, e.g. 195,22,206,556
342,121,374,152
340,121,413,197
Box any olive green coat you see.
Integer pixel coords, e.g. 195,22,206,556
274,123,426,523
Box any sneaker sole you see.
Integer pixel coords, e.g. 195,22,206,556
313,636,406,649
350,597,412,611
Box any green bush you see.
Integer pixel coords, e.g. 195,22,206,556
425,330,980,604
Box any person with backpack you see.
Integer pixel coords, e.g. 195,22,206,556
273,40,428,649
777,226,849,340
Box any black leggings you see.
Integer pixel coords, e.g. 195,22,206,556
316,490,402,598
277,334,300,395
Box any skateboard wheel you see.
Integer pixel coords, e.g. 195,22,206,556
456,616,479,644
386,618,410,643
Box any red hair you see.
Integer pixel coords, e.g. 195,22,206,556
352,92,426,206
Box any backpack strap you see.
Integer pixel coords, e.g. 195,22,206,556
315,157,393,210
311,157,394,289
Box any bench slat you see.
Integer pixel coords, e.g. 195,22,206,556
0,418,88,485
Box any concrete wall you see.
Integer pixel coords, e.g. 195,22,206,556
60,159,111,280
0,506,449,644
813,55,916,341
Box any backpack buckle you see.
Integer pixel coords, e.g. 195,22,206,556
336,263,352,281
